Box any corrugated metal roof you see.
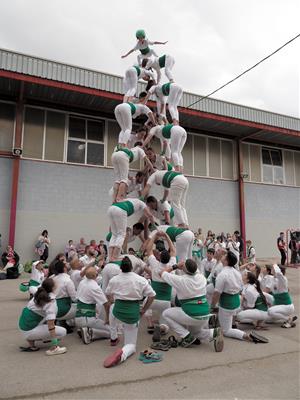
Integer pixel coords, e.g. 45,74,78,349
0,47,299,132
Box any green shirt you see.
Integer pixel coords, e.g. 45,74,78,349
112,200,134,216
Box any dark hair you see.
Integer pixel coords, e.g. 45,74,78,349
234,230,240,235
120,256,133,273
136,171,145,178
136,126,147,133
185,259,198,275
160,250,170,264
48,253,65,276
146,195,157,204
246,272,267,307
265,265,272,275
141,59,148,68
207,248,215,255
279,265,286,275
280,232,284,235
128,247,135,253
133,222,144,232
226,251,237,267
139,91,147,99
34,278,55,307
134,141,143,147
54,260,65,275
41,230,48,236
254,264,261,279
145,80,155,92
155,240,165,252
217,236,222,241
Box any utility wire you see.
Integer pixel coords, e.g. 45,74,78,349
186,33,300,109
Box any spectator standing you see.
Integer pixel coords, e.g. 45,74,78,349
277,232,286,265
35,230,51,262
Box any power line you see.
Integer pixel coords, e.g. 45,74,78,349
186,33,300,109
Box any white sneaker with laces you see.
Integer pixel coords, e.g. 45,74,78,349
80,327,92,344
46,346,67,356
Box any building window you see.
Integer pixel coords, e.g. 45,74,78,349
67,116,104,166
262,147,284,184
0,102,15,152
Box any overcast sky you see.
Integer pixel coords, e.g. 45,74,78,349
0,0,299,117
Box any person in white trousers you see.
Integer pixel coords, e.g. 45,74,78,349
111,144,153,202
142,170,189,227
143,83,183,125
143,124,187,172
211,251,269,344
114,101,156,147
160,259,224,350
107,198,154,261
123,65,155,103
144,54,175,84
206,248,226,305
18,278,67,355
121,29,167,66
267,264,296,328
75,267,111,344
103,257,156,368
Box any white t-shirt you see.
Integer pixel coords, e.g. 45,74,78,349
241,284,259,309
77,278,107,307
152,154,168,170
247,246,256,263
207,261,223,283
26,293,57,321
162,271,207,300
259,274,274,292
106,271,155,301
127,177,143,197
69,269,82,290
52,273,77,301
148,84,167,102
215,266,243,295
133,39,154,51
200,258,217,274
148,254,176,283
150,201,171,223
149,126,171,153
31,264,44,285
147,170,167,187
132,104,152,119
273,264,289,294
130,146,146,162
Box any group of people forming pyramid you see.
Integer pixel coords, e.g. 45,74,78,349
18,30,296,367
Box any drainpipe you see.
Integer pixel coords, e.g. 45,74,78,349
8,82,24,246
237,139,246,259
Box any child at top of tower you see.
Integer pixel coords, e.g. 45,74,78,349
121,29,168,66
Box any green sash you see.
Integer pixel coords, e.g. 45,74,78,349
219,292,240,310
162,171,182,188
162,82,171,96
255,296,268,311
167,162,173,171
133,65,141,77
29,279,41,287
56,297,72,318
106,232,112,242
204,270,210,279
117,148,134,163
273,292,292,305
192,250,201,258
166,226,187,242
76,300,96,318
128,102,137,115
19,307,44,331
151,280,172,301
162,124,173,139
112,200,134,216
140,46,150,55
169,208,174,219
159,55,166,68
113,299,140,324
180,296,210,320
110,260,122,266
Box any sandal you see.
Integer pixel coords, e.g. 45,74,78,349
139,350,163,363
19,346,40,352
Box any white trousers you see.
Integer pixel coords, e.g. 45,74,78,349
75,316,111,339
21,325,66,341
164,55,175,81
108,206,127,249
168,84,183,121
218,307,245,340
206,283,215,305
123,67,138,97
237,309,269,323
170,175,189,226
111,151,129,183
56,303,77,322
109,305,139,362
114,103,132,144
144,299,170,327
162,307,213,341
176,230,194,262
267,304,295,322
170,126,187,166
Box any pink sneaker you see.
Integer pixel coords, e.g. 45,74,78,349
103,348,123,368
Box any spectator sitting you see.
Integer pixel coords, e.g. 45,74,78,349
64,240,77,260
76,238,86,257
89,240,99,255
1,245,20,279
128,247,136,255
98,240,107,257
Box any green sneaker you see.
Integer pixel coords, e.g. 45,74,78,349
180,333,197,348
213,327,224,352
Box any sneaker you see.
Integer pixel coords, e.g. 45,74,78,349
103,348,123,368
281,321,296,329
152,325,161,343
110,338,120,346
80,327,92,344
150,341,171,351
180,333,197,348
213,327,224,352
249,330,269,343
46,346,67,356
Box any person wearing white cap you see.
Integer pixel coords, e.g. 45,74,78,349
103,256,156,368
75,267,111,344
123,65,155,103
18,278,67,355
160,259,224,351
111,143,153,202
29,260,45,296
143,124,187,172
114,98,156,147
144,54,175,84
141,170,189,227
121,29,167,66
107,198,154,261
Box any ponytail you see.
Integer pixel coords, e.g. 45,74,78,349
34,278,55,307
255,278,268,307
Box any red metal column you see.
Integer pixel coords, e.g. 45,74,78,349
8,82,24,246
237,140,246,258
